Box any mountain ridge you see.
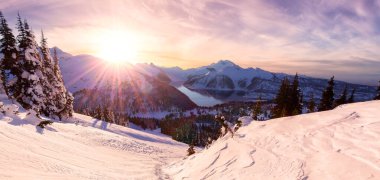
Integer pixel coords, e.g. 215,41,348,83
158,59,376,101
52,48,376,103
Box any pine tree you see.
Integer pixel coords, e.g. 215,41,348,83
16,13,27,51
94,105,102,120
109,110,115,123
15,17,46,113
103,106,111,122
0,11,21,98
347,89,355,103
307,94,316,113
318,76,335,111
52,47,73,120
334,86,347,107
289,74,302,115
1,13,73,120
375,81,380,100
252,96,262,120
272,77,290,118
39,30,55,116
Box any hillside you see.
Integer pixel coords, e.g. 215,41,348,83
0,95,187,179
54,48,197,113
1,85,380,179
165,100,380,180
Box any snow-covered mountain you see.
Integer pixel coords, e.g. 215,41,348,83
160,60,377,101
53,48,196,114
165,100,380,179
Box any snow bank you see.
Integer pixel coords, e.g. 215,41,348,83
0,95,187,179
238,116,254,126
165,100,380,180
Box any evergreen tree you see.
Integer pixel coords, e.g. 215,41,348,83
307,94,316,113
0,11,21,98
334,86,347,107
318,76,335,111
289,74,302,115
252,96,262,120
16,17,46,113
16,13,27,51
272,77,290,118
103,106,113,122
347,89,355,103
94,105,103,120
52,47,74,120
375,81,380,100
1,13,73,120
39,30,55,116
109,110,115,123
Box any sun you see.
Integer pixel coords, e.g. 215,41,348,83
95,30,140,64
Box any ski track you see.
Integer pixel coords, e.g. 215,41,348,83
0,100,187,179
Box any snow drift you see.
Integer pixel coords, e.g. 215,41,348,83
165,100,380,180
0,94,187,179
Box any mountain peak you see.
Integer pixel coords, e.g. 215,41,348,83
215,60,236,66
49,46,73,58
209,60,240,70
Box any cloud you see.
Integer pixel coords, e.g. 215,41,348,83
0,0,379,84
244,57,380,85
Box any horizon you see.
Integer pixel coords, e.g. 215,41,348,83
1,0,380,85
53,46,378,86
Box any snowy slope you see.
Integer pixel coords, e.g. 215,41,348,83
0,95,187,179
166,100,380,180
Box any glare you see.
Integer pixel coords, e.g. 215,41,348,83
95,30,140,64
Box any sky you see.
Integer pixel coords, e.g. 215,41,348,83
1,0,380,85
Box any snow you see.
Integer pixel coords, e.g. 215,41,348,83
162,59,274,88
0,95,187,179
165,100,380,180
238,116,254,126
1,78,380,179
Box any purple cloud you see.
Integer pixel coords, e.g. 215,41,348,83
0,0,379,85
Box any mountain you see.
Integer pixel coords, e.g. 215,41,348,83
159,60,376,101
165,100,380,179
53,48,196,114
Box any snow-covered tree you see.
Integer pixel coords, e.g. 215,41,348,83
16,18,46,113
0,11,21,98
39,30,56,116
52,47,73,120
57,91,74,120
0,13,74,120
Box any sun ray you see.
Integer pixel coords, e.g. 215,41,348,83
95,30,141,65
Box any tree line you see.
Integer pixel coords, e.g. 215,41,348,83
269,75,380,119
